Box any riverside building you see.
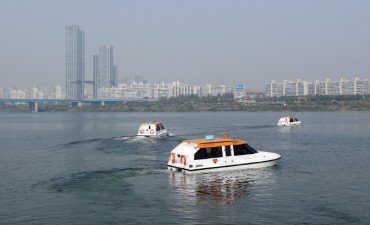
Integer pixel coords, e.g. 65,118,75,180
266,77,370,97
96,81,231,100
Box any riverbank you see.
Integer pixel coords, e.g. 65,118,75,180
1,100,370,112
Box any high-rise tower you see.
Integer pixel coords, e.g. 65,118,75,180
66,25,85,99
93,45,117,98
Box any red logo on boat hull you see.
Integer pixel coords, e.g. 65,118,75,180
213,158,218,164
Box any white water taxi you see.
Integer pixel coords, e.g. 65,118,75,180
277,116,302,127
167,133,281,174
137,121,171,138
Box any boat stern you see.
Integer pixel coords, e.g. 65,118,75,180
167,152,188,171
167,142,195,172
137,121,173,138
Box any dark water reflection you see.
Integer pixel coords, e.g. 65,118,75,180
169,169,277,206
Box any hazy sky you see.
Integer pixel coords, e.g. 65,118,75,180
1,0,370,89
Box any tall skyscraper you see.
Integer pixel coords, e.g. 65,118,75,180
66,25,85,99
93,45,117,98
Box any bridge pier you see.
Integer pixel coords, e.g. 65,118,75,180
71,102,78,108
70,101,82,108
29,102,38,112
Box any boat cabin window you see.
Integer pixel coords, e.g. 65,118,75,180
194,147,223,160
233,144,257,156
225,146,231,157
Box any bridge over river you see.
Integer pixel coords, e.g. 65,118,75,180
0,99,150,112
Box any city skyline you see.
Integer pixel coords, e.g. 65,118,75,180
2,76,369,101
1,1,370,89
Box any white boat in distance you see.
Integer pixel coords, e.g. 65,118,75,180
167,133,281,174
137,121,171,138
277,116,302,127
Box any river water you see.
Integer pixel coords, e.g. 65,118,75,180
0,111,369,224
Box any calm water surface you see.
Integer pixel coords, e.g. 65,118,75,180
1,112,369,225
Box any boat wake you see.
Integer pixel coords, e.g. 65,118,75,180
65,138,106,145
29,167,167,194
61,124,273,147
113,135,146,141
63,135,158,147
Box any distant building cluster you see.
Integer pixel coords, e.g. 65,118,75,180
66,25,118,99
62,25,262,101
96,81,233,99
62,25,249,100
0,86,62,99
266,77,370,97
0,82,260,101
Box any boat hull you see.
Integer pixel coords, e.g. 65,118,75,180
167,156,281,174
277,121,302,127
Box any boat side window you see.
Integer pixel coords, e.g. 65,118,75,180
194,147,223,160
233,144,257,156
156,125,160,131
194,148,207,160
212,147,223,158
225,146,231,157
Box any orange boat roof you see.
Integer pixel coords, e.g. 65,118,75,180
182,135,247,148
141,121,162,125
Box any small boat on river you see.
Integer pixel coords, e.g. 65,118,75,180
277,116,302,127
167,133,281,174
137,121,171,138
